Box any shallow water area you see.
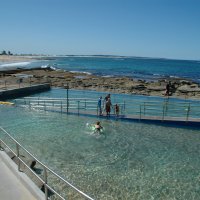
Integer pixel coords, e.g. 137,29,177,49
1,94,200,199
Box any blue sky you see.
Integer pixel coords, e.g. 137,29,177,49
0,0,199,60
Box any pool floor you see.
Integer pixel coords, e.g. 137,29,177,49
1,103,200,199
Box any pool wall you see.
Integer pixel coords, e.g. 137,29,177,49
0,84,51,100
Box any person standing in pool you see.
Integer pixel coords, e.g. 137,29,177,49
104,94,111,102
105,98,112,116
98,96,102,115
115,104,119,116
103,94,111,114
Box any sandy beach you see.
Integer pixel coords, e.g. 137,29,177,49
0,55,36,62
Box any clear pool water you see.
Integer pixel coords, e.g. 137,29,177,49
29,88,200,119
1,89,200,199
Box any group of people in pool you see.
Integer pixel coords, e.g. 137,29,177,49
94,94,120,133
98,94,120,117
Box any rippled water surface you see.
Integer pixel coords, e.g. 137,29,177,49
1,101,200,199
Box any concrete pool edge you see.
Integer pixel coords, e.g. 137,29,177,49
0,150,45,200
0,83,51,100
43,109,200,129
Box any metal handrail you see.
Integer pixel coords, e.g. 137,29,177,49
17,97,200,108
0,126,94,200
15,98,126,116
14,96,200,120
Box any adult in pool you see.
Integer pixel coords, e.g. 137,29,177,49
105,98,112,116
97,96,103,116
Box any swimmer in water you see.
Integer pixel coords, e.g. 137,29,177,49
94,121,103,133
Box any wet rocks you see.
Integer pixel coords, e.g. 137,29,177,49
1,68,200,99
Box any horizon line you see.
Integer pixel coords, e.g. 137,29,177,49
1,53,199,62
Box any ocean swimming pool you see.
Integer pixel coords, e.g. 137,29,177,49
22,88,200,120
1,89,200,199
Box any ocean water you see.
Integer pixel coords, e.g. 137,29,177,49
1,56,200,82
1,89,200,199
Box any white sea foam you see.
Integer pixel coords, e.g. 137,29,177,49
41,64,49,68
0,61,31,67
70,70,92,75
102,75,114,78
170,75,179,78
41,64,57,71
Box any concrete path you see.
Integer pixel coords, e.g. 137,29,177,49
0,154,40,200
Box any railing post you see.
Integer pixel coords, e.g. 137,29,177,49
162,104,165,121
61,101,63,113
186,103,190,122
165,102,168,116
43,167,48,200
143,102,146,116
123,100,125,112
67,99,69,114
66,83,69,114
78,101,80,115
16,143,20,171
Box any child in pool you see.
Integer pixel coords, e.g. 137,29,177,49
115,104,119,116
95,121,103,132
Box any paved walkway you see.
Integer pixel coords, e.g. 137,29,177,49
0,155,38,200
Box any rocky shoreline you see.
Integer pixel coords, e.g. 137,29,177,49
1,67,200,99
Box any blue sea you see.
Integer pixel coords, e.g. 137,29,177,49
1,56,200,82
